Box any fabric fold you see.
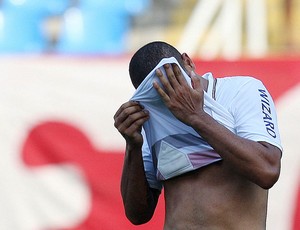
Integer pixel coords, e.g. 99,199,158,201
131,57,235,180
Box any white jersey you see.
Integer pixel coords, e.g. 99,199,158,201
131,58,282,191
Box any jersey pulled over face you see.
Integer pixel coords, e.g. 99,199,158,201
131,57,282,190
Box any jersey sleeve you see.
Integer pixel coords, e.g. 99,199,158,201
231,77,282,151
142,130,163,191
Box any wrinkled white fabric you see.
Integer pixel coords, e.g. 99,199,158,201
131,57,282,190
131,57,232,181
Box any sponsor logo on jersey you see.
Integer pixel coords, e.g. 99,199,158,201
259,89,276,138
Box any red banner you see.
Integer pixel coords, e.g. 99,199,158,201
1,56,299,229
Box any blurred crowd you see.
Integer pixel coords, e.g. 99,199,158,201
0,0,299,56
0,0,149,54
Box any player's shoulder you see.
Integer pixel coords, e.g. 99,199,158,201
217,75,263,90
217,75,261,84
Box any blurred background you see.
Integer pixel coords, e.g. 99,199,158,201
0,0,299,56
0,0,299,229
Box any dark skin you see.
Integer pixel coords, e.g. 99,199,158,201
114,53,282,229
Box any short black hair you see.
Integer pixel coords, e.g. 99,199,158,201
129,41,185,89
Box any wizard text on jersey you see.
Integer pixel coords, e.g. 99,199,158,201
259,89,277,138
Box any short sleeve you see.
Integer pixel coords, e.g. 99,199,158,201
231,77,282,151
142,130,163,191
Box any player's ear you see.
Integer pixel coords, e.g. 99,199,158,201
181,53,195,73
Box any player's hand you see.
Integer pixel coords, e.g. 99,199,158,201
114,101,149,147
153,63,204,126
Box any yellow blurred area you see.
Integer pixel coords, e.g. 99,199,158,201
127,0,300,57
3,0,300,57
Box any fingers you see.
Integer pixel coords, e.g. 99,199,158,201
190,71,201,91
171,63,189,86
154,63,188,92
114,101,149,138
154,63,191,103
163,63,182,89
122,114,148,139
153,78,170,104
114,101,139,121
155,66,176,96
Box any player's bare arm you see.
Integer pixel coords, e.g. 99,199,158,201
114,101,160,224
154,64,282,189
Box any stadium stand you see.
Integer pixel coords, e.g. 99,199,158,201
0,0,299,55
0,0,68,53
56,0,149,54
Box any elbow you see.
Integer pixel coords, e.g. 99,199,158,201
257,164,281,190
125,208,153,225
127,216,150,226
122,187,160,225
258,172,279,190
256,142,282,189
